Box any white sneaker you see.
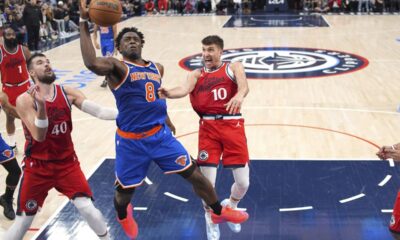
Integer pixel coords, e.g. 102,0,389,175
205,211,220,240
221,199,241,233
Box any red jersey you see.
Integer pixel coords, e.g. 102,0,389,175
0,45,29,85
23,85,75,161
190,63,238,116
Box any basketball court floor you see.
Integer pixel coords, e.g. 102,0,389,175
0,13,400,239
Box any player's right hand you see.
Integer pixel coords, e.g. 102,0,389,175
78,0,89,20
28,85,46,107
158,87,168,99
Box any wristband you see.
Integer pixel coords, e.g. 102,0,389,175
79,17,88,23
34,117,49,128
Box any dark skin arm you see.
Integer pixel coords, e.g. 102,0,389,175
155,63,176,135
78,0,126,89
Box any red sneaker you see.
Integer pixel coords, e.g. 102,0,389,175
117,204,138,239
211,206,249,224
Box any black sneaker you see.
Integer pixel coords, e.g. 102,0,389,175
100,80,107,88
0,195,15,220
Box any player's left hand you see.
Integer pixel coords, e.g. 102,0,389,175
167,122,176,135
377,145,400,161
224,95,244,115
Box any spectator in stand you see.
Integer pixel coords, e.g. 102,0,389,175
67,0,79,25
23,0,43,52
197,0,212,12
132,0,142,16
328,0,341,12
145,0,156,14
41,3,58,40
158,0,168,13
184,0,196,13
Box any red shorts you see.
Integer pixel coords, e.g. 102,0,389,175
390,191,400,233
17,155,92,215
197,118,249,168
2,80,31,106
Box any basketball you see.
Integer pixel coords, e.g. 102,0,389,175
89,0,122,27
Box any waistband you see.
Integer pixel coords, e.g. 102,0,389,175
4,79,30,87
117,125,162,139
201,114,242,120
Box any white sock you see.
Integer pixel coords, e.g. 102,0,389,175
4,214,35,240
7,134,16,147
72,197,109,239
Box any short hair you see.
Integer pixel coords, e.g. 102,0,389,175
116,27,145,50
201,35,224,50
27,53,46,70
2,25,13,33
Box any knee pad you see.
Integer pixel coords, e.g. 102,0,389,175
178,161,197,179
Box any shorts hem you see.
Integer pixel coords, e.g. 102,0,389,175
223,164,246,168
389,228,400,234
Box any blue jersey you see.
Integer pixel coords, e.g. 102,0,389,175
99,26,114,56
99,26,114,43
112,60,167,132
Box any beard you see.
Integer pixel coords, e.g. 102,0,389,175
4,38,18,49
38,73,56,84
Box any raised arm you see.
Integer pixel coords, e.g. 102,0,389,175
63,86,118,120
16,87,48,142
224,61,249,114
158,69,200,99
78,0,125,80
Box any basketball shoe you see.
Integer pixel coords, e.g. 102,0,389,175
205,210,220,240
117,204,138,239
0,194,15,220
221,199,241,233
211,205,249,224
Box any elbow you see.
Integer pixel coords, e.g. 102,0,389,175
34,135,46,142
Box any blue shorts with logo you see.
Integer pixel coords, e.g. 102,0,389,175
101,41,114,57
0,135,14,164
115,124,192,188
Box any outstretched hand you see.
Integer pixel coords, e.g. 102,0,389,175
377,144,400,161
158,87,169,99
79,0,89,19
27,85,46,107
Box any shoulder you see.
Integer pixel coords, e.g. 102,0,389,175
16,92,33,109
154,62,164,75
191,68,202,77
228,61,243,70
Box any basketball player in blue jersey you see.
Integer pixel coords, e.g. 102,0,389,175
78,1,248,239
92,24,117,88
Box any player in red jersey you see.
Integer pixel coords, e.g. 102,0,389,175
3,53,118,240
0,26,31,151
159,35,250,240
377,144,400,239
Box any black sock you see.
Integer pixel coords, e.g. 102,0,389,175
4,186,16,201
209,201,222,215
114,197,128,220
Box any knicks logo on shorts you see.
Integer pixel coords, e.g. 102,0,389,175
2,149,13,158
391,215,396,226
175,155,187,166
26,200,38,211
199,150,209,161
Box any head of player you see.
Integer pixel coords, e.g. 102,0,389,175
201,35,224,70
115,27,145,62
2,26,18,50
26,53,56,85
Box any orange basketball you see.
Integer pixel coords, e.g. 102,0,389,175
89,0,122,27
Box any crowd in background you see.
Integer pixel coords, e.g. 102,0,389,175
0,0,399,52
